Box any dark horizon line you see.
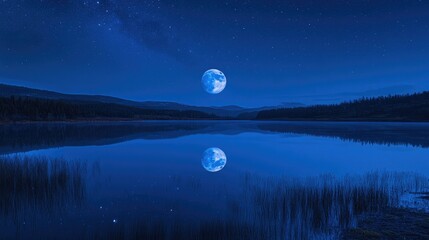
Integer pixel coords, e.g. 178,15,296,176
1,82,427,110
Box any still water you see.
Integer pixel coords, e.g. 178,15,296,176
0,121,429,239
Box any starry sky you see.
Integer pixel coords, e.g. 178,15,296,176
0,0,428,107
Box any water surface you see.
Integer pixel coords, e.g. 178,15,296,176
1,121,429,239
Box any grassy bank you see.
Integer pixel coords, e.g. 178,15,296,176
343,207,429,239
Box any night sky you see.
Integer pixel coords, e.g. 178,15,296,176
0,0,428,107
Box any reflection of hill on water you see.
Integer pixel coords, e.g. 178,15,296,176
0,122,211,154
1,121,429,155
0,121,264,154
257,122,429,148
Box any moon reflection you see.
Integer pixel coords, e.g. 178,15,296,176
201,147,227,172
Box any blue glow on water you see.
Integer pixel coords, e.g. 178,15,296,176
1,121,429,238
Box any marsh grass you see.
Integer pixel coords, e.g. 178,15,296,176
241,172,428,239
0,157,425,239
95,172,429,240
0,155,86,218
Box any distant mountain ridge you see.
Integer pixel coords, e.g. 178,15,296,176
0,84,303,117
0,83,428,122
256,92,429,122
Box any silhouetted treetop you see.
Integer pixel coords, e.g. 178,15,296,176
0,96,218,121
256,92,429,121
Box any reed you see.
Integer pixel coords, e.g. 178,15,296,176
0,155,86,218
97,172,428,240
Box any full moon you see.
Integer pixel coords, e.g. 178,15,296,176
201,69,227,94
201,147,227,172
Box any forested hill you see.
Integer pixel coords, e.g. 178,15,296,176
0,83,302,117
256,92,429,122
0,96,218,121
2,86,429,122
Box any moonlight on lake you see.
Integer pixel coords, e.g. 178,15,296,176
201,147,227,172
201,69,227,94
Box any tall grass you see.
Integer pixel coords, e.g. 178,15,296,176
0,166,424,239
0,159,425,239
0,155,86,218
241,172,428,239
90,172,428,240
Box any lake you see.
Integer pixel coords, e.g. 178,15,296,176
1,121,429,239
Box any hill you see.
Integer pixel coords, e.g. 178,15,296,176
3,83,426,122
256,92,429,122
0,96,218,121
0,84,299,117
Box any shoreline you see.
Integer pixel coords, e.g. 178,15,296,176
1,118,429,125
343,207,429,239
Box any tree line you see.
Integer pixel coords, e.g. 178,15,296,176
256,92,429,121
0,96,217,121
